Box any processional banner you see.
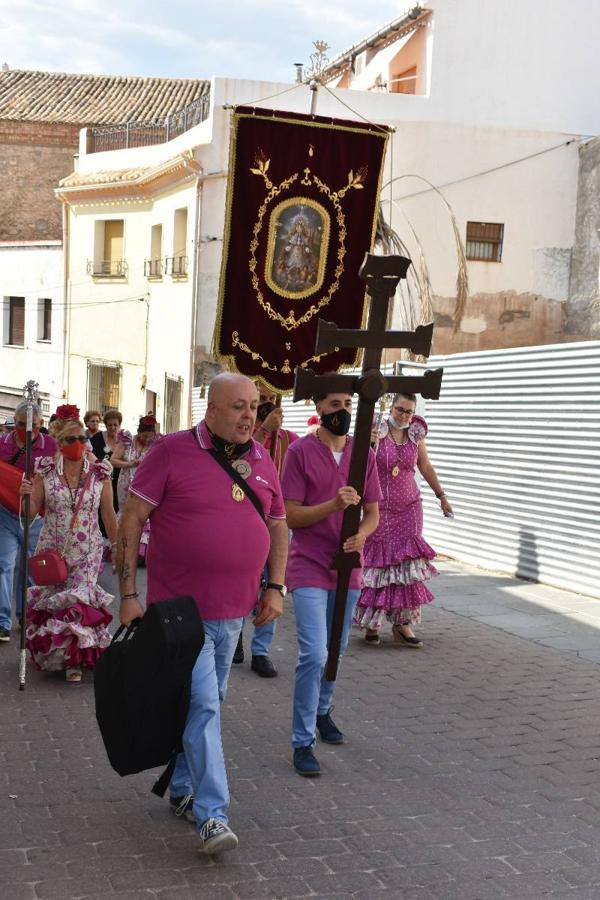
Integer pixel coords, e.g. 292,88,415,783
214,106,390,392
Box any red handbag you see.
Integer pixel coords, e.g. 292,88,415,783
28,467,94,587
28,550,68,586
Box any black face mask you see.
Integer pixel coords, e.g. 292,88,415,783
256,401,276,422
210,431,253,459
320,409,352,436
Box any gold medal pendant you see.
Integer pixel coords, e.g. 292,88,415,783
232,483,245,503
391,465,400,478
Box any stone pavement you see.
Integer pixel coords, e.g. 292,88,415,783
2,559,600,900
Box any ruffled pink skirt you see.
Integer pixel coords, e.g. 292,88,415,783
26,586,113,672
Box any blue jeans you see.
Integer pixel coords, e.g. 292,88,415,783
0,505,43,631
291,587,360,748
169,617,243,827
250,618,276,656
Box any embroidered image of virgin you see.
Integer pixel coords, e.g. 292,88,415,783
265,198,330,299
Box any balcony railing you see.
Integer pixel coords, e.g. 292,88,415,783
87,259,128,277
144,258,163,278
166,255,188,277
88,93,210,153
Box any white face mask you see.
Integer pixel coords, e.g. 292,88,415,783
388,415,410,430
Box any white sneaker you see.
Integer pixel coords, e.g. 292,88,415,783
170,794,195,824
197,818,239,855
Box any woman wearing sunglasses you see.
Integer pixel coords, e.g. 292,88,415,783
354,392,452,648
19,405,118,682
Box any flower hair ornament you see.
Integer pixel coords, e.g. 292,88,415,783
55,404,80,421
138,414,157,433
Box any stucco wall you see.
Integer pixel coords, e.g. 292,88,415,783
568,138,600,339
430,291,568,355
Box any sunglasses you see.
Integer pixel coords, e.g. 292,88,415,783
394,407,415,416
63,436,87,445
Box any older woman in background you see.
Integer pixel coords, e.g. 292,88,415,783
19,405,117,682
84,410,102,440
112,415,158,565
90,409,131,513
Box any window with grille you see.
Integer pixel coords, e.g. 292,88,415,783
7,297,25,346
90,219,127,276
87,361,121,414
37,298,52,341
466,222,504,262
168,207,188,277
164,375,183,434
145,224,163,277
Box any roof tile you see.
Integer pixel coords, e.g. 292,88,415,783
0,69,210,125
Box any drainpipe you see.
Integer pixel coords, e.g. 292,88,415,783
60,198,71,401
188,176,203,427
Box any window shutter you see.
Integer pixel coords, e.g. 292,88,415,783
10,297,25,345
43,299,52,341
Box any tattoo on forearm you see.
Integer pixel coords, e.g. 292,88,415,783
118,536,130,581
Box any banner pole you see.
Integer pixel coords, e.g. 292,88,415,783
18,380,38,691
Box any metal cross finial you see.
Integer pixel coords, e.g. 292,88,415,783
22,380,39,402
305,40,331,81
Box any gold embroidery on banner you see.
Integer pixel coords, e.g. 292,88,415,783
231,331,330,375
264,196,330,300
249,165,366,332
231,332,277,372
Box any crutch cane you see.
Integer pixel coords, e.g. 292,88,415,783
18,380,37,691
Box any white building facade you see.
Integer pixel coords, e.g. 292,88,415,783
0,241,65,421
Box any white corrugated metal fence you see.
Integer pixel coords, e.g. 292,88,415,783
422,340,600,598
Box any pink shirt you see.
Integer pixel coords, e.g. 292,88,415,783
130,421,286,620
0,432,58,473
281,434,382,591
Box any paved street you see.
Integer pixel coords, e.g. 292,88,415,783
2,559,600,900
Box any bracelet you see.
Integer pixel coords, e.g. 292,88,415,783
120,592,139,601
436,491,446,499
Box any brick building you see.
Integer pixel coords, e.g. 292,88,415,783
0,66,209,241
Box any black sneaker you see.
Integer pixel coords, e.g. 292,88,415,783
293,746,321,777
251,655,278,678
232,632,244,664
0,628,10,643
170,794,195,824
316,709,344,744
197,818,239,854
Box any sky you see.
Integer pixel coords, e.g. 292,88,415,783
1,0,406,83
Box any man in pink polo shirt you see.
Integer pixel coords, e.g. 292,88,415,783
117,373,288,856
281,388,382,777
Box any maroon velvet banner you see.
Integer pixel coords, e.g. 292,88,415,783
214,106,390,392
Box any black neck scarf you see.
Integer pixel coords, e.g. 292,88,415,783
209,429,253,460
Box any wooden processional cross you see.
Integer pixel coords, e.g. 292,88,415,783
293,253,444,681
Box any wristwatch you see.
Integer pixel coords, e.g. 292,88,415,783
265,582,287,598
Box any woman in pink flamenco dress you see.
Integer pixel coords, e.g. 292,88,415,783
20,408,118,682
354,392,453,648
